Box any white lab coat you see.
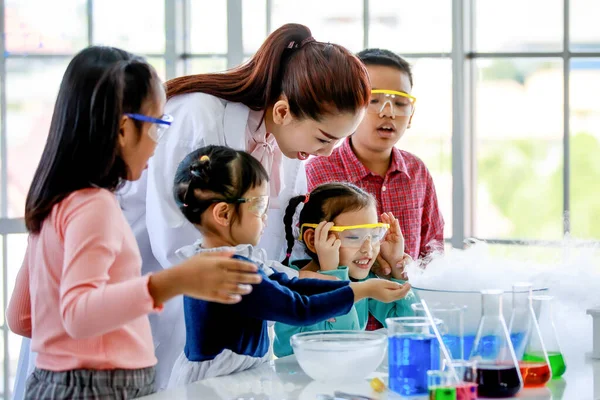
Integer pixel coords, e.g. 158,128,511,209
12,93,307,398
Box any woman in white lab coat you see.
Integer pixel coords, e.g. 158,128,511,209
12,23,370,397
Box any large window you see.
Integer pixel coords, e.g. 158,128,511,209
474,58,564,240
471,0,600,242
1,1,598,398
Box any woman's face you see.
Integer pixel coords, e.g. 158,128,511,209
119,79,166,181
269,101,366,160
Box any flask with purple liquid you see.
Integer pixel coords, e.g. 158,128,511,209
469,290,523,398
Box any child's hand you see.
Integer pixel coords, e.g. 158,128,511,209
373,253,412,280
369,279,411,303
371,257,392,277
150,251,263,306
186,252,264,303
378,213,405,277
396,253,413,280
350,279,412,303
313,221,341,271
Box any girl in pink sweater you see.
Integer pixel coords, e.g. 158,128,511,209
6,46,262,400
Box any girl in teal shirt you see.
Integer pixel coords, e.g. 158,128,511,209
274,182,418,357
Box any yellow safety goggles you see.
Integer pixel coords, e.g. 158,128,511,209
299,223,390,248
368,89,416,117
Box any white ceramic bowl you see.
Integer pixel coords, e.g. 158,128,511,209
291,330,386,382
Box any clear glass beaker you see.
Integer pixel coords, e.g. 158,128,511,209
469,290,523,398
443,360,478,400
387,317,444,396
508,283,552,387
525,295,566,379
413,303,465,361
427,370,457,400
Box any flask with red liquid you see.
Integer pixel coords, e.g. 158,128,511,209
508,283,552,387
525,295,567,379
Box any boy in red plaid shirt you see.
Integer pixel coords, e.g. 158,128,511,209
305,49,444,330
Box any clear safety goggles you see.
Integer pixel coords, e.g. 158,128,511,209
367,89,416,117
239,195,270,218
183,194,269,218
125,113,174,142
299,223,390,248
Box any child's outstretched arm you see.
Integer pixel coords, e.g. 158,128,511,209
368,274,419,326
229,269,354,326
273,266,364,357
255,250,347,295
230,257,411,327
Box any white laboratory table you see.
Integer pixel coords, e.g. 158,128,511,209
140,352,599,400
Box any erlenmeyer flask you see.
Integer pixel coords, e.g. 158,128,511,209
469,290,522,398
508,283,552,387
507,283,533,358
523,295,566,379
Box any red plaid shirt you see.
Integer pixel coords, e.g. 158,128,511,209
306,138,445,330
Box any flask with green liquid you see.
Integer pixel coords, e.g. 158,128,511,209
523,295,566,378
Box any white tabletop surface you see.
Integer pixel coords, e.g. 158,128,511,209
140,351,600,400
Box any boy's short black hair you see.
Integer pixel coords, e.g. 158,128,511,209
356,48,413,87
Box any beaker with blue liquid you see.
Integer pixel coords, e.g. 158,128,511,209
412,303,465,361
386,316,445,396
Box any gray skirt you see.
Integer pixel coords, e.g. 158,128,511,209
25,367,155,400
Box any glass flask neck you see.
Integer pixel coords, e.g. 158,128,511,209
532,295,555,324
482,289,503,316
512,283,533,310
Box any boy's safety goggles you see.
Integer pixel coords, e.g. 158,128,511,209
299,223,389,248
367,89,416,117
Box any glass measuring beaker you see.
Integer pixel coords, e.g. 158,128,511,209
469,290,523,398
387,316,444,396
428,370,457,400
413,303,465,361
